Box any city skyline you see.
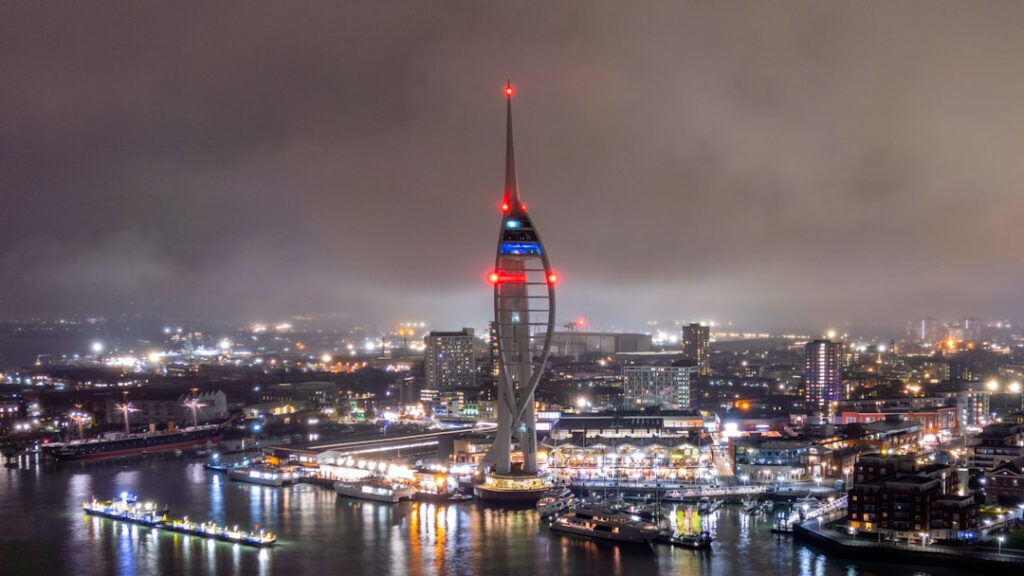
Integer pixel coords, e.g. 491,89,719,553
4,3,1024,333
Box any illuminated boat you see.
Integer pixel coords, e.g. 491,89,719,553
538,495,576,518
83,496,166,526
83,498,276,547
657,508,713,549
227,465,296,486
160,517,277,547
548,504,659,544
662,531,713,549
697,497,723,514
334,478,412,503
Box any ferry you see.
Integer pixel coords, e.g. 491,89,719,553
43,425,223,462
83,497,276,547
334,478,413,503
548,504,660,544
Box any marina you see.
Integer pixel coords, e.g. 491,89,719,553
0,456,981,576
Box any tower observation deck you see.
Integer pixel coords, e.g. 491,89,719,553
475,83,558,503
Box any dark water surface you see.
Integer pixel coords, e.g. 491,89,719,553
0,456,957,576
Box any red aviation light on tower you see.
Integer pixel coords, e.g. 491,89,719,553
500,201,510,213
489,270,528,284
546,272,560,285
505,84,514,98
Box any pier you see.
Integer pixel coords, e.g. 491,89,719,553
793,517,1024,572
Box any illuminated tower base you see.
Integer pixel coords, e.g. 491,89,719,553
474,82,557,504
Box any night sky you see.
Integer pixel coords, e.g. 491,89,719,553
3,2,1024,333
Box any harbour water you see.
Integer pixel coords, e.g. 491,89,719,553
0,456,959,576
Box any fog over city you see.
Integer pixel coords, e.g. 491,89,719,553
4,2,1024,332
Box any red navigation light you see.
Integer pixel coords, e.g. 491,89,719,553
576,318,586,328
500,201,510,213
547,272,559,285
505,85,514,97
520,203,527,211
489,271,527,284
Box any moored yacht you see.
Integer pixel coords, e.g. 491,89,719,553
548,504,659,544
334,477,413,503
537,490,576,518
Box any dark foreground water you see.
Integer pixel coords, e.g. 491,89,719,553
0,456,959,576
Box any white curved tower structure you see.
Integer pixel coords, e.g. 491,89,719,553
476,83,558,502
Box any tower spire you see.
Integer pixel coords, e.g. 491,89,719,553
503,81,522,213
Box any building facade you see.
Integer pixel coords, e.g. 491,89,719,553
424,328,477,390
622,363,696,410
682,323,710,377
805,339,843,423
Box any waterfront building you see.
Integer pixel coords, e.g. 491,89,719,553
545,411,708,483
805,339,843,423
854,453,959,495
424,328,477,390
848,453,977,542
682,323,710,377
476,83,558,502
731,437,815,484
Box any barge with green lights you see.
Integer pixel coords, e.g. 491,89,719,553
83,496,276,547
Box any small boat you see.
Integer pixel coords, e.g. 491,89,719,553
663,490,684,501
548,504,659,544
660,531,713,549
742,497,759,514
541,486,573,500
697,497,723,514
622,502,661,522
448,490,473,502
537,493,576,518
228,465,296,487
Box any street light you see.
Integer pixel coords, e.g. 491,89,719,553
1010,381,1023,412
998,535,1004,556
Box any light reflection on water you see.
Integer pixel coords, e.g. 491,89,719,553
0,458,968,576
